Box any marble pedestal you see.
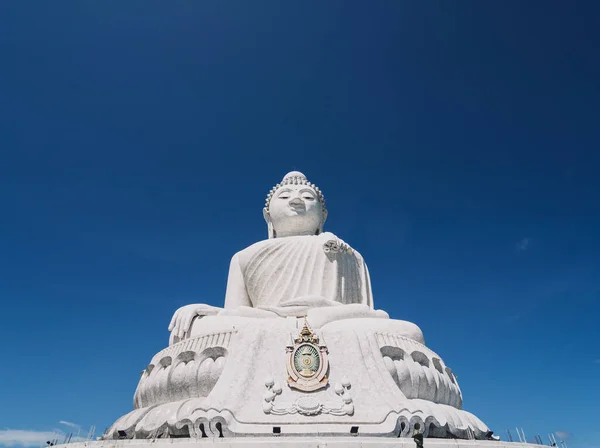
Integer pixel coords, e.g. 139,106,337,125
104,316,491,440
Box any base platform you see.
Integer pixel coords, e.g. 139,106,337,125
57,439,545,448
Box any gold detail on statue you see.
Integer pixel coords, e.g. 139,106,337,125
286,319,329,391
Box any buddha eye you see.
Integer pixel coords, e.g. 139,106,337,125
278,194,290,199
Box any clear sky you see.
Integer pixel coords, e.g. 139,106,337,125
0,1,598,447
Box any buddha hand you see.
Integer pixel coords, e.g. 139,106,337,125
168,304,221,340
322,232,353,255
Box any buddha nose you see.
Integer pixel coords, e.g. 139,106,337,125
289,197,304,207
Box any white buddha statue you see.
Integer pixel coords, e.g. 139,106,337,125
168,171,402,344
103,170,492,442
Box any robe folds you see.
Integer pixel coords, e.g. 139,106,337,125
224,232,373,313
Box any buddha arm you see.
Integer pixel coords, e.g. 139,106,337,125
362,260,374,309
224,253,252,309
354,249,374,309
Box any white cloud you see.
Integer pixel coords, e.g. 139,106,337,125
0,429,86,447
594,359,600,364
0,430,60,447
506,313,522,323
57,422,79,430
516,237,530,251
555,431,573,440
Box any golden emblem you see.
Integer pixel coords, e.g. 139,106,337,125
286,318,329,392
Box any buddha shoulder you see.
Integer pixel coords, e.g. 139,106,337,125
231,232,364,267
232,234,326,261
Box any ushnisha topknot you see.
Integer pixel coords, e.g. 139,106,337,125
264,171,326,213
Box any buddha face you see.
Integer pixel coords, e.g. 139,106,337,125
266,184,325,238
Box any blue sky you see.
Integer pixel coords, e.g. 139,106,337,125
1,1,599,446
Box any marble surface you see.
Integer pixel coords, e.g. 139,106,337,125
105,317,487,439
168,172,384,344
102,171,494,440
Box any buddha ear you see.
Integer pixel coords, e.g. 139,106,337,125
263,208,276,239
317,209,328,235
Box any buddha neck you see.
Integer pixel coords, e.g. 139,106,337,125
274,229,319,238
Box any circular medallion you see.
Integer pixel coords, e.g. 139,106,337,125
293,343,320,377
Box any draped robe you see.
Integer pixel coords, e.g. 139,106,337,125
224,232,373,315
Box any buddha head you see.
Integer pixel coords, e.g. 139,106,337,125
263,171,328,239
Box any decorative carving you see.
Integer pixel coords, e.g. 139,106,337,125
286,319,329,392
263,376,353,416
377,332,463,408
133,332,234,409
323,238,353,255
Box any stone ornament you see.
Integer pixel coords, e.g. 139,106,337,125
263,376,353,417
285,319,329,392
